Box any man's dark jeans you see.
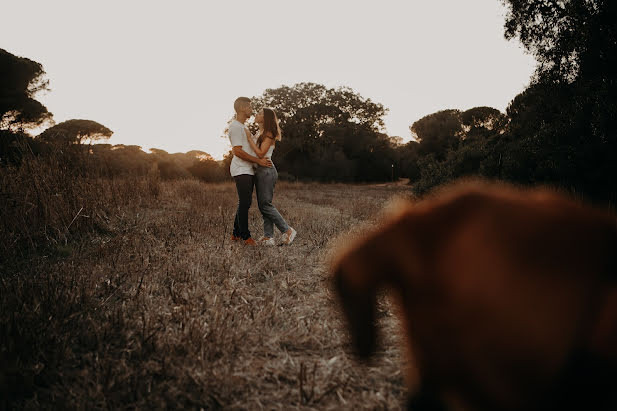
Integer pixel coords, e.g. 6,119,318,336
233,174,254,240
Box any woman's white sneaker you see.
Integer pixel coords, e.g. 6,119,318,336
282,227,297,245
259,236,276,246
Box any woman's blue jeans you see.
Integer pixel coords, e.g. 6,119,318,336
255,165,289,238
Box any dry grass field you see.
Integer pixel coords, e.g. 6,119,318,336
1,178,415,410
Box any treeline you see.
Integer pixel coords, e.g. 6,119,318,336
0,48,230,182
243,0,617,205
3,134,233,182
2,131,234,181
399,0,617,205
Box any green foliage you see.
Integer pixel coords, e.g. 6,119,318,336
411,109,463,159
148,148,230,181
0,49,53,165
90,144,154,176
38,119,113,146
502,0,617,82
461,106,506,140
250,83,397,182
406,1,617,204
396,141,421,182
0,48,52,131
187,157,228,182
501,0,617,202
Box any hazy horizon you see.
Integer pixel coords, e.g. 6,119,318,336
1,0,536,159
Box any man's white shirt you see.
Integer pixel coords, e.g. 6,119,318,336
228,119,257,177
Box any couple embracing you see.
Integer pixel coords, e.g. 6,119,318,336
227,97,297,246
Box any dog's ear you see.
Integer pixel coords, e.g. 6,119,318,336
330,200,422,358
333,259,378,358
330,203,417,359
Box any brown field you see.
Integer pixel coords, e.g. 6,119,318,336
1,179,415,410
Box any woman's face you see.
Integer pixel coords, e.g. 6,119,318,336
255,110,264,125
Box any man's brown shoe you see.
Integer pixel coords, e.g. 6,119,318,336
231,235,241,242
244,238,257,246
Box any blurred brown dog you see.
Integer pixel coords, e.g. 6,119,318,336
331,181,617,411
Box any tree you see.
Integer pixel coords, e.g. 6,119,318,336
249,83,395,182
396,140,422,181
502,0,617,82
252,82,387,132
0,48,53,131
405,3,616,202
460,106,506,140
186,150,212,161
38,119,113,146
188,157,228,182
148,148,218,180
401,106,506,194
86,144,154,177
411,109,463,158
389,136,405,146
502,0,617,203
149,148,169,158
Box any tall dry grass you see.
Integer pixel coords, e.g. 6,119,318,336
1,166,414,409
0,151,160,261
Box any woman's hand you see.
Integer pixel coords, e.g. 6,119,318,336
245,127,265,158
243,127,271,163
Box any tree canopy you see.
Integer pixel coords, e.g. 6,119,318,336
502,0,617,82
403,1,617,203
249,83,396,182
252,82,387,132
411,110,463,159
0,48,52,131
38,119,113,146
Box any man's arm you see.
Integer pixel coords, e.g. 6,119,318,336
229,123,272,167
232,146,272,167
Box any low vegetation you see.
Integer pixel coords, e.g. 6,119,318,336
1,155,415,409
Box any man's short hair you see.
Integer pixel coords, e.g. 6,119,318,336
234,97,251,113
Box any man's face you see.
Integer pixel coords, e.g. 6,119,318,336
244,103,253,118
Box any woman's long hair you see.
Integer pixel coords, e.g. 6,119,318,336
258,107,282,148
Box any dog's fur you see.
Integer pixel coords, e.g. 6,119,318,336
331,181,617,410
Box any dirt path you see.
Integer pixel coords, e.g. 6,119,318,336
369,178,411,188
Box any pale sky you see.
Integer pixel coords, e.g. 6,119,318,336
2,0,536,159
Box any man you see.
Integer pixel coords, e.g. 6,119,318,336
228,97,272,245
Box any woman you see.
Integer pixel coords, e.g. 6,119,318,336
245,108,296,245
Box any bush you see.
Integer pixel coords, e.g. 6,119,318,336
277,171,296,182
